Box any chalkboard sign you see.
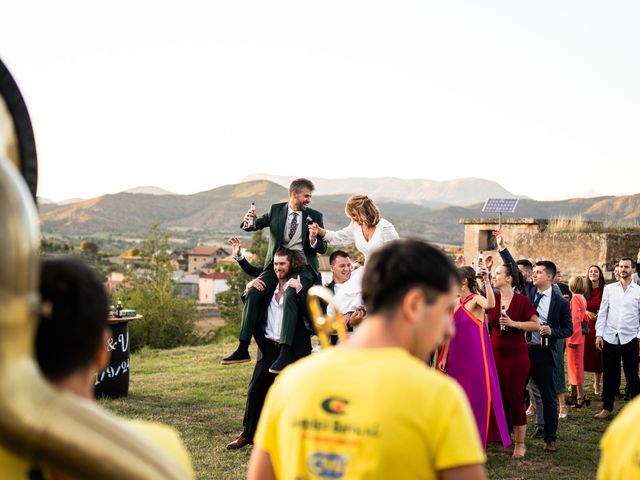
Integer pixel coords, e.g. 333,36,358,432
94,316,141,398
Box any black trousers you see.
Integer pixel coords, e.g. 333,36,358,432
602,338,640,412
241,339,279,441
528,346,558,442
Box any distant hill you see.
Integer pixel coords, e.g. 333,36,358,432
38,180,640,245
58,198,86,205
123,186,175,195
242,173,516,207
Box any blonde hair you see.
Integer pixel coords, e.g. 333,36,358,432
569,275,586,295
345,194,381,227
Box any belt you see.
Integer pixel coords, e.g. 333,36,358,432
265,338,280,347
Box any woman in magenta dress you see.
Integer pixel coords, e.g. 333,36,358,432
438,264,511,450
487,263,540,459
584,265,604,395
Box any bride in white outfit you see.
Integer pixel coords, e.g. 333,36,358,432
317,194,399,317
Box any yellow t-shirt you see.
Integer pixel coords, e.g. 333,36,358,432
598,397,640,479
255,347,486,479
0,419,194,479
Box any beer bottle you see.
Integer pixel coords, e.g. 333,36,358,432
500,304,508,332
476,251,484,278
248,202,257,228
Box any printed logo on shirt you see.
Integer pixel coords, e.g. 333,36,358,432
307,452,349,479
321,397,349,415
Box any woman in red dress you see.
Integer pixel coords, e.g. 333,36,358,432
584,265,604,395
488,263,540,459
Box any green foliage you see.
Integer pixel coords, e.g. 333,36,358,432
118,225,197,351
249,230,268,266
213,264,249,342
79,240,99,254
100,341,611,480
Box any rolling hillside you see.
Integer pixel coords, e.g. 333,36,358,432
39,181,640,245
242,173,516,207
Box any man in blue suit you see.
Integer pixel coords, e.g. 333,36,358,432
526,260,572,452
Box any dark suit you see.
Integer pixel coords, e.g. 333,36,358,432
241,285,312,441
239,202,327,346
237,256,263,278
527,288,572,443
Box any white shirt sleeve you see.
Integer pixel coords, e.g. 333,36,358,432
595,285,610,337
323,223,355,246
381,221,399,243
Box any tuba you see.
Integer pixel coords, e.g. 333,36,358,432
0,58,188,479
306,286,348,348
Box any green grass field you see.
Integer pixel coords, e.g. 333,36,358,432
100,342,617,480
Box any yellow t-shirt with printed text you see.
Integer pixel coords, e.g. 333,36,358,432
255,347,486,480
0,419,194,479
598,396,640,480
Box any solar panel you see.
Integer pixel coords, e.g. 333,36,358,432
482,198,519,213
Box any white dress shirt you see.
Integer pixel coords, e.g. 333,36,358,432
265,284,285,342
529,286,552,345
596,281,640,345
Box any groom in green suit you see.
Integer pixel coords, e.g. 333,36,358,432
222,178,328,373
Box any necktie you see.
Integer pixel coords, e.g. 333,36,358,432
288,212,298,240
526,292,545,343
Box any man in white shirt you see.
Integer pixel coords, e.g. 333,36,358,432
595,257,640,419
324,250,365,345
226,247,312,450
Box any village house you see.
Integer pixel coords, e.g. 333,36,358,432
186,245,230,274
173,271,200,298
198,271,233,304
105,271,131,291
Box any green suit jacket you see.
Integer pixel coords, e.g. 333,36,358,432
241,202,328,275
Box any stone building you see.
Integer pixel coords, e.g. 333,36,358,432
460,218,640,278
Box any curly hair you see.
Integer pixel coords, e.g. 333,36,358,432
274,247,307,273
345,194,381,228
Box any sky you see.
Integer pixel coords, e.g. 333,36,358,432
1,1,639,202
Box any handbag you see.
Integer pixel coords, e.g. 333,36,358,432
581,317,589,335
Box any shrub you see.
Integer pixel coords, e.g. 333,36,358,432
116,225,197,351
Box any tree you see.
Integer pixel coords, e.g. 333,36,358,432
79,241,99,255
118,224,197,351
249,230,268,266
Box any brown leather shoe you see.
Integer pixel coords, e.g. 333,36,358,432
226,435,252,450
544,441,557,452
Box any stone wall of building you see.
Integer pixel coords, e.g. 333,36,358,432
461,218,640,279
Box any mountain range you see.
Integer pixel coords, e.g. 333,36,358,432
38,178,640,245
242,173,516,207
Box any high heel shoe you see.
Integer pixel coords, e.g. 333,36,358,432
558,405,568,419
573,395,591,408
566,395,577,406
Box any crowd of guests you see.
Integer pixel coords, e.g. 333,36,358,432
5,177,640,479
448,232,640,459
221,177,640,476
